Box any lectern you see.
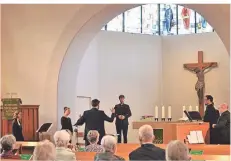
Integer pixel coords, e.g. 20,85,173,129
133,121,210,144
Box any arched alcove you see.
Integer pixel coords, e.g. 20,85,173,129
41,4,229,129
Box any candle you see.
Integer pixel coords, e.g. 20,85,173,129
168,106,171,118
195,106,199,112
162,106,165,118
183,106,186,117
189,105,192,111
155,106,158,118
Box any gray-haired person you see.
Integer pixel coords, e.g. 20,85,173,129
166,140,191,161
0,134,20,159
85,130,104,152
94,135,125,161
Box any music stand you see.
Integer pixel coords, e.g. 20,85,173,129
184,110,193,122
188,111,203,121
36,123,53,141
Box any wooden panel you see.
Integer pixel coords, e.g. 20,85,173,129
76,152,230,161
176,122,209,143
1,105,39,141
133,121,209,144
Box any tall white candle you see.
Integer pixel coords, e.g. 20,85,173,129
195,106,199,112
155,106,158,118
189,105,192,111
162,106,165,118
168,106,171,118
183,106,186,117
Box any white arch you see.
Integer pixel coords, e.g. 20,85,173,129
41,4,229,128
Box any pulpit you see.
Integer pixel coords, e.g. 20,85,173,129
133,121,210,144
1,105,39,141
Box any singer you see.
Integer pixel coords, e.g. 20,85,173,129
114,95,132,143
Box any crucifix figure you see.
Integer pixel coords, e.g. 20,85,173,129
183,51,218,115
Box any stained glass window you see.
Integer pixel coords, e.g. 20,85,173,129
107,14,123,32
104,4,213,36
142,4,159,35
178,6,196,34
125,6,141,33
196,13,213,33
160,4,177,35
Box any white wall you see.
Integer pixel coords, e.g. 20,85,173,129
162,33,230,119
75,31,162,142
72,31,229,143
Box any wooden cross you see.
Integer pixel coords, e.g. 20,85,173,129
183,51,218,116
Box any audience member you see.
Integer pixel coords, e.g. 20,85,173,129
85,130,104,152
33,140,56,161
166,140,191,161
54,130,76,161
129,125,165,160
39,132,52,142
212,103,230,144
94,135,125,161
0,134,20,159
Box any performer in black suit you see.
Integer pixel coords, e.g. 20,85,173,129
129,125,165,160
12,111,24,141
114,95,132,143
203,95,219,144
212,103,230,144
74,99,115,146
61,107,73,134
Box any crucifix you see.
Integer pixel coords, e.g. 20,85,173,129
183,51,218,116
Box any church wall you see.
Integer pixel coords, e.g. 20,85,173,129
75,31,229,143
75,31,162,142
162,32,230,120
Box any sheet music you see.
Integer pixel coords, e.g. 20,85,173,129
189,131,198,144
196,130,204,143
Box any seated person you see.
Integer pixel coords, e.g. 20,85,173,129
129,125,165,160
85,130,104,152
39,132,52,142
212,103,230,144
0,134,20,159
54,130,76,161
166,140,191,161
33,140,56,161
94,135,125,161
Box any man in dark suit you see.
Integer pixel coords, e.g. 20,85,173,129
74,99,115,146
212,103,230,144
203,95,219,144
129,125,165,160
114,95,132,143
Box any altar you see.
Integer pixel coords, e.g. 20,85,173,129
133,121,210,144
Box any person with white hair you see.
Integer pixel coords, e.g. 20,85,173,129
54,130,76,161
0,134,20,159
33,140,56,161
85,130,104,152
166,140,191,161
212,103,230,144
129,124,165,160
94,135,125,161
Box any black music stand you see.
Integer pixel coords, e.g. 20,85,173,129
36,123,53,141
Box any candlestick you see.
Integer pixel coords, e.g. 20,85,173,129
195,106,199,112
168,106,171,118
155,106,158,118
183,106,186,117
161,106,165,118
189,105,192,111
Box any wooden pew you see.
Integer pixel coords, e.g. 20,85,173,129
116,143,230,155
76,152,230,161
17,142,230,155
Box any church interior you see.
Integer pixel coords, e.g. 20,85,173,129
0,4,230,161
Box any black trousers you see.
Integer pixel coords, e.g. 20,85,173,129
116,123,128,143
